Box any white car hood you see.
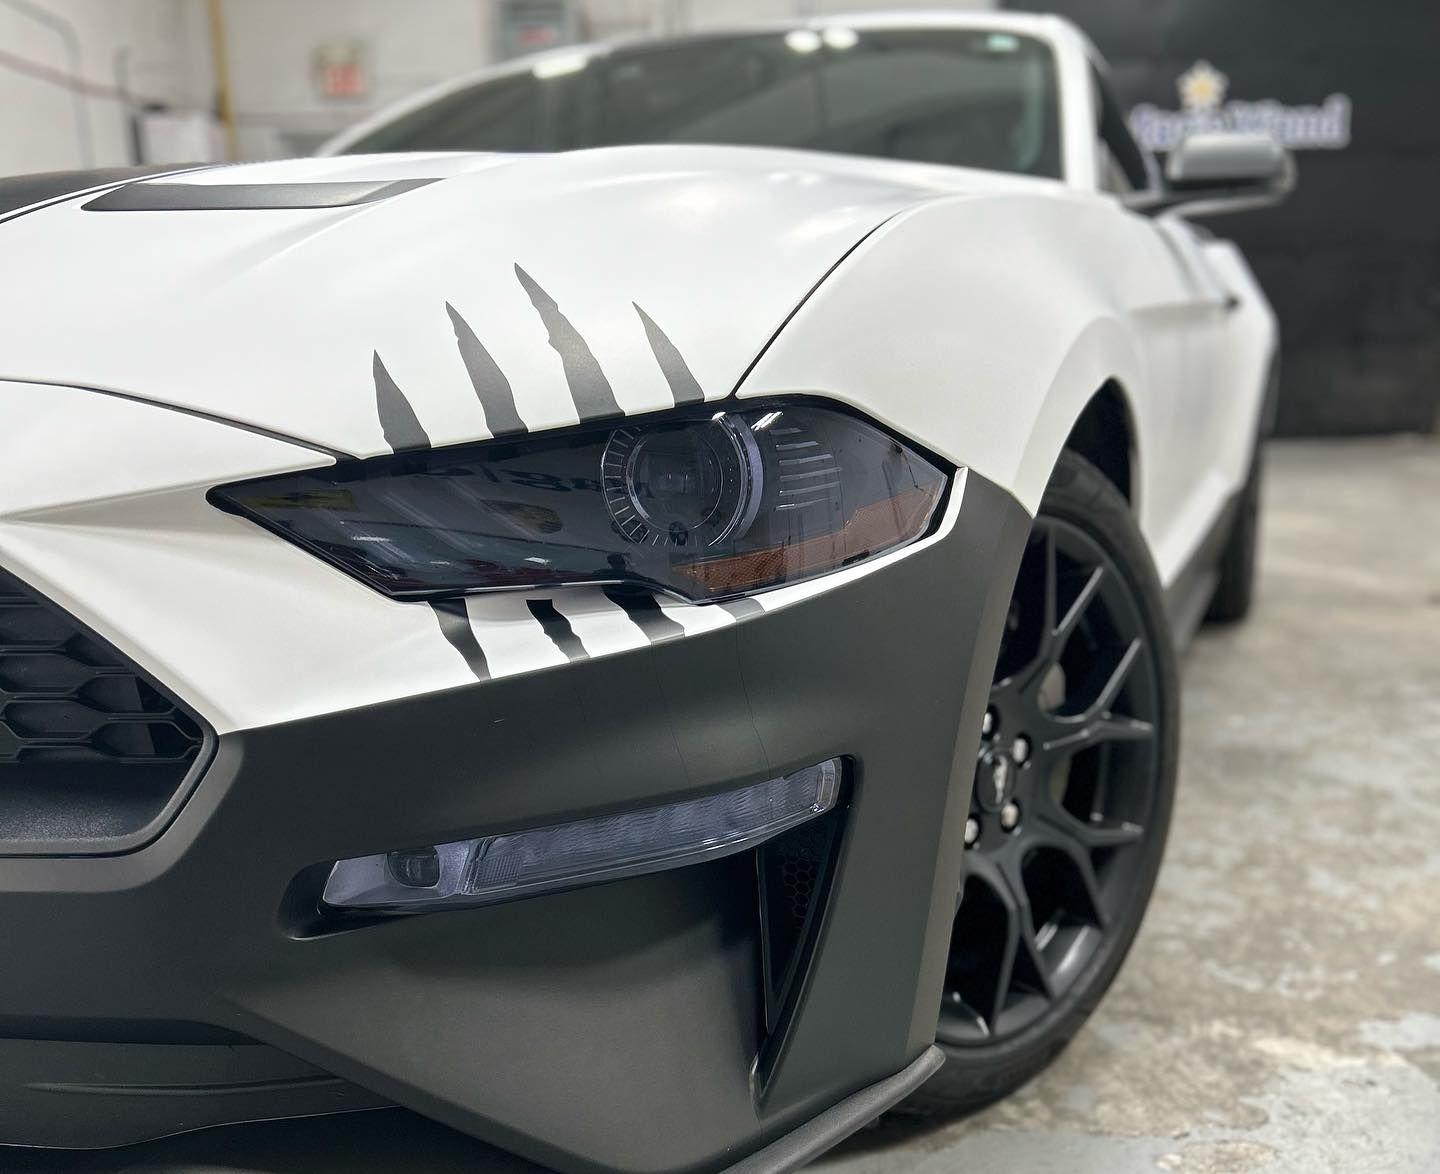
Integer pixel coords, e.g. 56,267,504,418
0,147,1036,457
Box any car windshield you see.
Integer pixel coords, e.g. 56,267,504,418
341,27,1062,179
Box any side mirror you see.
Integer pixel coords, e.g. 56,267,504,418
1139,132,1295,216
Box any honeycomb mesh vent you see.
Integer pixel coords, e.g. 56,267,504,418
0,570,202,766
758,807,843,1035
0,567,206,849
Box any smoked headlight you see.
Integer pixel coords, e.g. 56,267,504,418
210,402,947,602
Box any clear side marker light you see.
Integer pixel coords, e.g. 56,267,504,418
322,759,841,913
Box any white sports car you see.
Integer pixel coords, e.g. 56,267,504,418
0,12,1288,1172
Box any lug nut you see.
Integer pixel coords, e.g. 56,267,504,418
1012,736,1031,765
981,708,997,738
1000,802,1021,831
990,758,1011,805
964,817,980,847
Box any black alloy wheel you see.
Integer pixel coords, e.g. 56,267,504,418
910,451,1179,1115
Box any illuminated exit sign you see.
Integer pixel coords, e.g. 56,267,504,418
313,38,368,101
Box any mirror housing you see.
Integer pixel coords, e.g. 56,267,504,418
1134,132,1295,217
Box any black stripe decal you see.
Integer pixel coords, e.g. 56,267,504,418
604,588,686,643
83,178,437,212
446,302,526,437
513,264,621,421
431,601,490,680
0,165,212,226
527,598,589,661
719,598,764,622
634,303,704,406
373,352,430,452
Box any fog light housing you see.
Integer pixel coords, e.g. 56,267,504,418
322,759,841,913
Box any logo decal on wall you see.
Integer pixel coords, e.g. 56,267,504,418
1177,60,1229,111
1130,60,1351,152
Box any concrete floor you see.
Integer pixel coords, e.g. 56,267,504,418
9,438,1437,1173
819,436,1440,1174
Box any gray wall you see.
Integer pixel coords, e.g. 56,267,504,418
221,0,501,158
0,0,214,172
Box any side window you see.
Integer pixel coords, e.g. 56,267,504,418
1090,65,1150,195
341,73,548,153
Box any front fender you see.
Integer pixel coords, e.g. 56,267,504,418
737,191,1157,519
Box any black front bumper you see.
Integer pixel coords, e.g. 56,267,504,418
0,474,1029,1174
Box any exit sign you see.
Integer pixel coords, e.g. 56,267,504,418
313,38,367,101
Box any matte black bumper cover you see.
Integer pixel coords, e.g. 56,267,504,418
0,473,1029,1174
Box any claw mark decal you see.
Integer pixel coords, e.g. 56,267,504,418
527,598,589,661
447,302,526,437
514,264,621,421
634,303,705,406
373,352,431,452
604,588,686,643
431,600,489,680
719,598,764,622
426,587,768,687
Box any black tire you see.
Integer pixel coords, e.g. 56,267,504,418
1204,445,1262,623
905,451,1180,1117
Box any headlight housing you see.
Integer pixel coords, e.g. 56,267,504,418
211,402,947,603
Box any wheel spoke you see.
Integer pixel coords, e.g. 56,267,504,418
964,851,1056,1022
1009,533,1112,700
1034,791,1146,850
1002,852,1056,1001
1041,714,1155,756
988,915,1020,1026
1054,565,1104,653
1040,523,1058,644
1090,743,1113,822
1044,834,1109,930
962,853,1021,1024
1084,638,1143,722
1042,800,1140,852
1075,819,1144,850
1005,525,1062,695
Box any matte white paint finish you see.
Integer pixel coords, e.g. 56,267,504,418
0,382,473,734
738,189,1270,586
0,147,1005,458
0,13,1277,736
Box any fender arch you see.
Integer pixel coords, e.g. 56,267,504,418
1063,379,1139,507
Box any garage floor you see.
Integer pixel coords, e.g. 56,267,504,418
819,436,1440,1174
8,438,1438,1174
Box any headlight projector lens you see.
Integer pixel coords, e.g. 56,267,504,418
602,417,762,549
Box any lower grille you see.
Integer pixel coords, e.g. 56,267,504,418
758,805,844,1035
0,567,208,852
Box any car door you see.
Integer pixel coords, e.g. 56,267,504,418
1089,64,1231,581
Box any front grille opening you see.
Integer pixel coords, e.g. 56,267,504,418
0,568,209,852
